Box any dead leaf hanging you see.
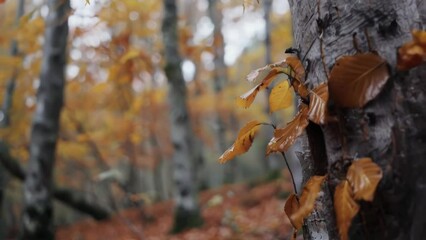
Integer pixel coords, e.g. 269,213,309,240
237,69,280,108
334,180,360,240
284,193,300,229
289,175,326,230
329,53,389,108
308,83,328,124
269,81,293,112
267,104,309,154
346,158,382,201
397,30,426,70
218,120,261,163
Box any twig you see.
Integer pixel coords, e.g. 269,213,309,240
281,152,298,195
364,28,373,52
352,32,361,52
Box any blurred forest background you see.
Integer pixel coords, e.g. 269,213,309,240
0,0,299,239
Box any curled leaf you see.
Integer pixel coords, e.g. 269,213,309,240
334,180,360,240
397,30,426,70
289,175,326,230
347,158,382,201
308,83,328,124
237,69,280,108
329,53,389,108
284,194,299,229
218,120,261,163
269,81,293,113
267,104,309,154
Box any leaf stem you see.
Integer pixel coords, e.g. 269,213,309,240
281,152,298,195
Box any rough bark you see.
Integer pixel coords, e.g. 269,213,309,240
289,0,425,239
20,0,70,238
161,0,203,233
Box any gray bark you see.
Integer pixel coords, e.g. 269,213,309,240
289,0,425,239
20,0,70,238
208,0,238,184
161,0,202,233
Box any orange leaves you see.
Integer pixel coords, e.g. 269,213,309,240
218,120,261,163
237,69,280,108
0,0,5,4
239,54,304,109
397,30,426,70
334,158,382,240
269,81,292,112
288,175,326,230
267,104,309,154
284,194,299,229
308,83,328,125
347,158,383,201
329,53,389,108
334,180,359,240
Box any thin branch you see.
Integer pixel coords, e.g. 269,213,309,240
281,152,298,195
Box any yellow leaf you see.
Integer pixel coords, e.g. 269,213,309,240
267,104,309,154
284,194,300,229
120,49,140,63
218,120,261,163
329,53,389,108
269,81,292,112
346,158,382,201
308,83,328,124
289,175,326,230
334,180,360,240
397,30,426,70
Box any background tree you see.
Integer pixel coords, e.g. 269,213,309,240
288,0,425,239
20,0,70,238
161,0,203,233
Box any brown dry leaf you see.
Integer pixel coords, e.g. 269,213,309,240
237,69,280,108
289,175,326,230
397,30,426,70
269,81,292,112
347,158,382,201
329,53,389,108
308,83,328,124
218,120,261,163
267,104,309,154
0,0,5,3
284,194,299,229
334,180,360,240
246,54,304,83
292,79,309,99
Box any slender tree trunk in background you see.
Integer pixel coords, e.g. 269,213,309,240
261,0,283,174
0,142,110,220
161,0,203,233
20,0,70,238
208,0,238,184
289,0,425,239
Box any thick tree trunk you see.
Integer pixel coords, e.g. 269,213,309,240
289,0,425,239
20,0,70,238
161,0,203,233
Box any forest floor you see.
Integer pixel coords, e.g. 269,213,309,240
57,172,294,240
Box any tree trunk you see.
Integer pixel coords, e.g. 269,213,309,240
289,0,425,239
161,0,203,233
208,0,239,184
20,0,70,238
